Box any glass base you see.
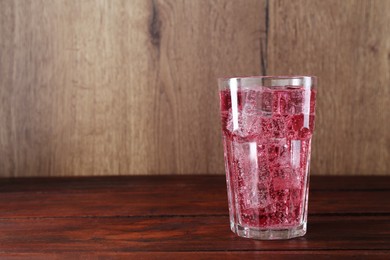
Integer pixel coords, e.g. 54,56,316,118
230,222,307,240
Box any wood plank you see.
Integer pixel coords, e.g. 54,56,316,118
1,251,389,260
151,0,264,175
0,176,388,255
267,0,390,175
1,175,389,192
0,178,389,218
0,216,389,252
0,175,226,192
0,0,264,177
310,176,390,191
0,190,388,218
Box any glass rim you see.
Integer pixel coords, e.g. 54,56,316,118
218,75,317,89
218,75,316,81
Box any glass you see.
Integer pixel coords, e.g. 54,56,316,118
218,76,317,240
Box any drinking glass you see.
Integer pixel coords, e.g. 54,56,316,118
218,76,317,240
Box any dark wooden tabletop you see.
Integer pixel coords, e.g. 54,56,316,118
0,175,389,259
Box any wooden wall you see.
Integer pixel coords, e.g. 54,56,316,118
0,0,389,177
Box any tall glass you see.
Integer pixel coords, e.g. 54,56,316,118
218,76,317,240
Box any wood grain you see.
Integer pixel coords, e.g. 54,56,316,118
1,175,389,191
2,252,390,260
267,0,390,175
0,0,264,177
0,175,389,257
149,0,263,174
0,176,389,218
0,216,389,253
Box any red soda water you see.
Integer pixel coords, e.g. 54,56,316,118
220,86,316,229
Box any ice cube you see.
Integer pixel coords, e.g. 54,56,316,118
272,167,293,190
259,89,273,116
257,188,270,207
286,123,296,139
241,113,262,138
257,162,270,178
268,144,279,163
278,91,288,115
279,142,290,163
291,114,304,131
242,89,258,112
287,89,304,114
267,138,289,165
275,190,290,203
310,90,316,114
225,109,262,139
290,169,302,189
290,188,303,207
233,141,259,189
272,115,287,137
242,188,259,208
298,138,311,170
273,166,293,179
291,140,301,169
219,89,232,112
236,90,263,137
260,117,273,137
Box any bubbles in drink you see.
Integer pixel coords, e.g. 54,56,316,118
220,85,316,229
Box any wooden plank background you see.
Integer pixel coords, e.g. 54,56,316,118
0,0,388,177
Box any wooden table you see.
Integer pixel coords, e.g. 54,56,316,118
0,175,389,259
